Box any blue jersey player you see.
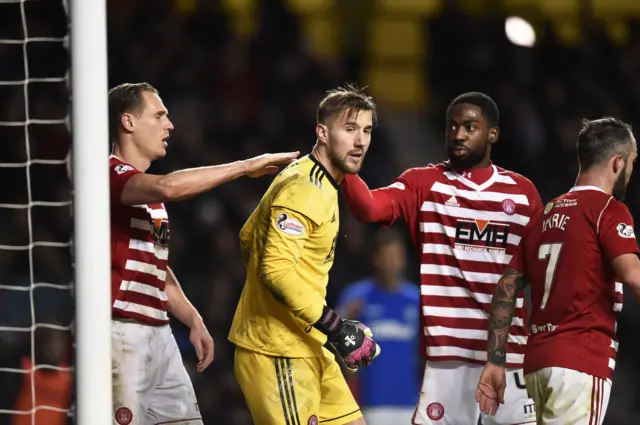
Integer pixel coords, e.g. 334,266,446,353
337,229,421,425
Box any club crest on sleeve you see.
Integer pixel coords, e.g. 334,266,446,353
543,201,554,215
502,198,516,215
616,223,635,239
276,213,305,236
114,164,134,174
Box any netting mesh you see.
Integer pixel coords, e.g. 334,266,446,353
0,0,74,423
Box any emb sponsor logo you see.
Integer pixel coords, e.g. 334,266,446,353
454,219,509,254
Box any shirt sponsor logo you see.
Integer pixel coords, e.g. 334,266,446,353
454,219,509,254
152,218,170,246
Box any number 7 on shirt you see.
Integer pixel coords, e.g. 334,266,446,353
537,243,563,310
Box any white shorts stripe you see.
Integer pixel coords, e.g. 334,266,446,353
599,377,604,425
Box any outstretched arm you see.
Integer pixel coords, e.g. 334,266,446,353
117,151,299,205
486,267,529,365
342,169,424,226
341,173,405,223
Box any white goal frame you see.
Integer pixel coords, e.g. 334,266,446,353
70,0,112,423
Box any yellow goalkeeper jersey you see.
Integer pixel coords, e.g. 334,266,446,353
228,154,340,358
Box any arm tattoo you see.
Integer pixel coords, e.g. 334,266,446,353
487,267,528,366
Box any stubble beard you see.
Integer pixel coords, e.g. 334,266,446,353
613,171,628,201
447,145,487,170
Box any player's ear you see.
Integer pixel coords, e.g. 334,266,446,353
488,126,499,144
316,123,328,144
612,154,625,175
121,113,135,133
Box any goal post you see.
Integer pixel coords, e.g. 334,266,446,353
70,0,112,423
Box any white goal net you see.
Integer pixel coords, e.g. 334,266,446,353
0,0,74,424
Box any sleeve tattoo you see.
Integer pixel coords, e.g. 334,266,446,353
487,267,529,366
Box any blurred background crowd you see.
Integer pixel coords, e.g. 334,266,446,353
2,0,640,424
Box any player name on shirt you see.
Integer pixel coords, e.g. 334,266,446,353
542,213,570,232
391,162,541,367
110,156,170,326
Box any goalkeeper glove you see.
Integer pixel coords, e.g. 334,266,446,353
314,306,381,371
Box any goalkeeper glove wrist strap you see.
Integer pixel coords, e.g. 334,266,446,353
313,306,341,336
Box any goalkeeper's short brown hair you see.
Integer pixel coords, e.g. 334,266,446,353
316,83,378,127
108,82,158,142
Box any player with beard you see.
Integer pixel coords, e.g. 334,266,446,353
341,92,540,425
477,117,640,425
229,84,381,425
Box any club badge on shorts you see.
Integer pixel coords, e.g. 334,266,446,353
307,414,318,425
114,407,133,425
427,402,444,420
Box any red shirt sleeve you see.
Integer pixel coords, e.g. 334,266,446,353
508,178,541,275
528,186,543,219
109,159,141,204
378,168,421,228
342,169,420,226
508,238,527,275
598,199,640,262
521,177,543,231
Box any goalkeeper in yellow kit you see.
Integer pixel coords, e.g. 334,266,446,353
228,85,381,425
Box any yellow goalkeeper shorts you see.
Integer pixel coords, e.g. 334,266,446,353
234,346,362,425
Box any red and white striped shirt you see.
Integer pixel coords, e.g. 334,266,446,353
109,155,170,325
512,187,637,381
359,162,542,367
